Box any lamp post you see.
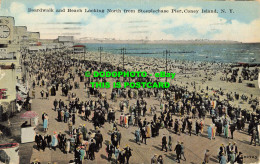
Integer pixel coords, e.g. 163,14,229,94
98,46,103,68
163,50,171,83
121,48,126,70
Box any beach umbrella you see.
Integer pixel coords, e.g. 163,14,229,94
20,111,38,125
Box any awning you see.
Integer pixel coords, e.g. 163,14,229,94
16,83,28,94
20,111,38,119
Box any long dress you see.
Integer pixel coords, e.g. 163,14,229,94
80,149,85,161
207,126,212,139
146,124,151,138
65,140,70,152
120,115,124,126
115,148,120,160
43,118,48,129
224,124,229,138
52,135,58,147
212,125,216,139
135,129,140,142
124,116,128,128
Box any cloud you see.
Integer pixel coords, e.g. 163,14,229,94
212,19,260,43
6,2,260,42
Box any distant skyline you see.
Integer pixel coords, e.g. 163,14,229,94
0,0,259,43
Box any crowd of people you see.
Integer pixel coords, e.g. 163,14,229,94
21,49,259,164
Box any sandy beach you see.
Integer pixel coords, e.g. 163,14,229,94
85,51,259,112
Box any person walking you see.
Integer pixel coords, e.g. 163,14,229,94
41,137,47,151
196,119,200,136
219,153,226,164
229,150,235,164
79,146,85,164
35,133,40,151
180,141,186,161
224,124,229,139
118,148,126,164
53,99,58,111
115,145,120,163
168,136,172,151
51,132,58,151
124,145,132,164
161,134,167,152
250,127,257,146
230,123,236,139
207,125,212,140
43,115,48,132
135,128,141,144
45,91,49,100
106,141,114,162
65,138,70,154
187,118,192,136
174,141,182,163
141,127,147,144
40,90,44,99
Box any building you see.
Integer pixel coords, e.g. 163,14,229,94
0,16,29,121
0,16,15,59
58,36,74,48
73,45,86,61
73,45,85,54
0,16,76,121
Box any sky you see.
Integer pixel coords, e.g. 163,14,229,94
0,0,260,42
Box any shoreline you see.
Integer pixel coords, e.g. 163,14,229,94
76,40,247,44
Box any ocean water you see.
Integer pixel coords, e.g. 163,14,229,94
82,43,260,64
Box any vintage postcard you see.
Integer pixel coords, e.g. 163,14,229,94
0,0,259,164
